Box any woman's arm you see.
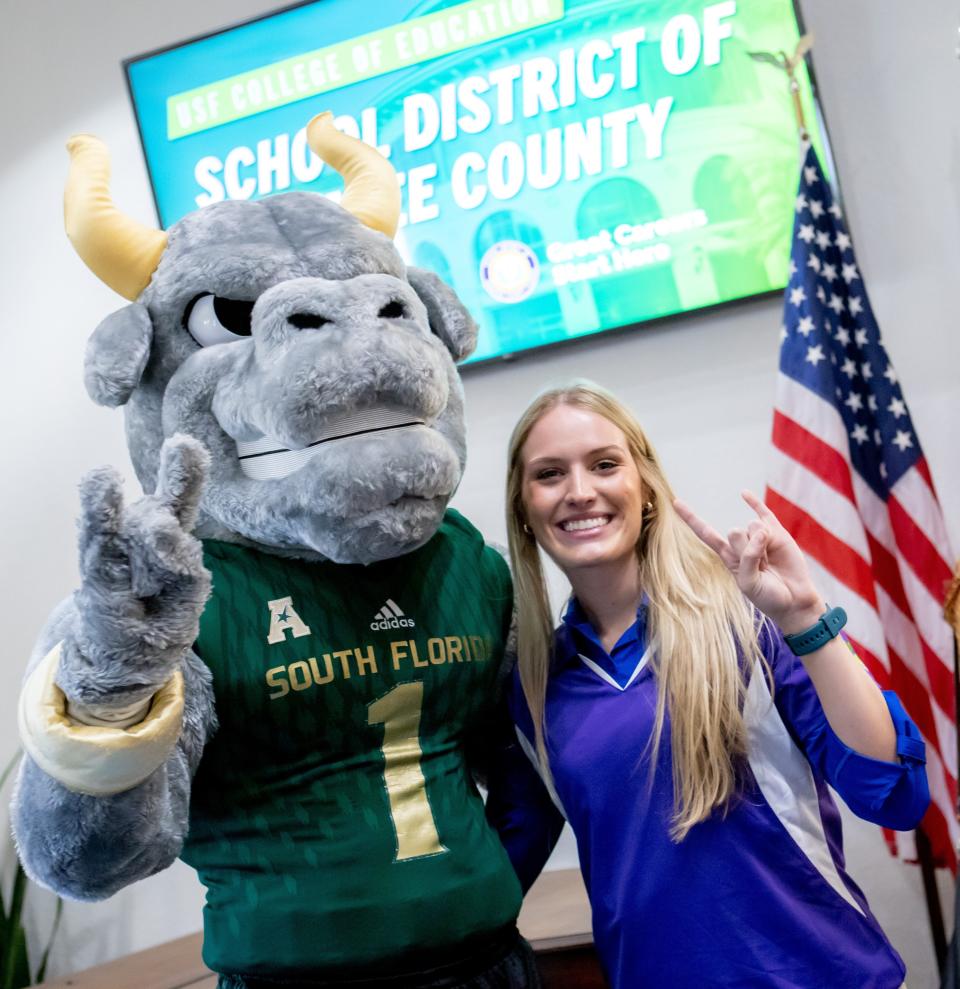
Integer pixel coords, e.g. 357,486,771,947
484,692,566,893
772,595,897,761
675,490,897,761
760,622,928,830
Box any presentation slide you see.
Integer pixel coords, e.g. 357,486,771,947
126,0,828,363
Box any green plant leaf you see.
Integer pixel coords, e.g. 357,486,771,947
0,753,20,982
0,865,28,989
0,755,19,796
7,926,29,989
34,897,63,984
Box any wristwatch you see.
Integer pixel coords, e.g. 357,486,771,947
783,605,847,656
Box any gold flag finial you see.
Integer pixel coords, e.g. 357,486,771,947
748,33,814,140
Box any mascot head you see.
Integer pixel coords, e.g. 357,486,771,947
67,113,477,564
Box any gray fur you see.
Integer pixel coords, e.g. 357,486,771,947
56,435,211,706
12,648,216,900
407,267,479,363
115,196,471,565
15,186,480,901
83,305,153,407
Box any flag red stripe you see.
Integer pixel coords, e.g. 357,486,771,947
878,640,948,774
848,633,956,802
849,638,958,870
773,414,952,613
862,531,955,725
915,456,935,493
769,418,950,677
918,638,956,727
880,827,899,858
765,490,878,607
767,480,955,741
864,531,911,616
888,495,954,604
769,448,954,724
768,486,955,754
844,633,891,692
772,412,857,503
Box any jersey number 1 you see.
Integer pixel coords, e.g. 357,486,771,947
367,682,447,862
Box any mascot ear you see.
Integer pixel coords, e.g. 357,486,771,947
407,267,478,363
83,303,154,407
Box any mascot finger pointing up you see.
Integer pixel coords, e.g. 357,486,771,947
13,113,537,989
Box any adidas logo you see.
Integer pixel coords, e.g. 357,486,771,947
370,598,416,631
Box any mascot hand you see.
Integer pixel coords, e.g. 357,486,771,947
58,435,212,706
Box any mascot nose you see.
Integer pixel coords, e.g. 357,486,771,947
287,312,333,330
286,296,411,331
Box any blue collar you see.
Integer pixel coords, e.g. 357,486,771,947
558,595,650,688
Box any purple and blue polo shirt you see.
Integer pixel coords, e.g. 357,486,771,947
486,599,928,988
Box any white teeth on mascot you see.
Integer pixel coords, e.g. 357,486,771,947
235,407,428,480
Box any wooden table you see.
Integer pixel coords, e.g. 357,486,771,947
36,868,603,988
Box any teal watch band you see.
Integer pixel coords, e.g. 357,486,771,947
783,605,847,656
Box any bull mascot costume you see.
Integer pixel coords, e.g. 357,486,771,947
12,113,540,989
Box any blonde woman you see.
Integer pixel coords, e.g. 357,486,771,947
486,382,927,989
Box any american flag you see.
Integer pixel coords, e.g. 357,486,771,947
767,144,958,871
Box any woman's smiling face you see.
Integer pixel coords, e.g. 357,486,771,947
520,403,646,577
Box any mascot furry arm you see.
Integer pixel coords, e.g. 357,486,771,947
13,114,526,983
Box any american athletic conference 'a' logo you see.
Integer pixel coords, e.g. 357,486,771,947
370,599,416,631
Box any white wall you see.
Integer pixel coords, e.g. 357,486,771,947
1,1,956,985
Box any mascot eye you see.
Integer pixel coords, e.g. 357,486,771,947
184,293,254,347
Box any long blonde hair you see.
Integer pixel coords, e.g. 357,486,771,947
506,382,765,841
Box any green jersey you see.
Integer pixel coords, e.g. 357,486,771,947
182,510,521,979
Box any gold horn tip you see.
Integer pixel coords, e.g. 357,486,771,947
304,110,401,239
63,132,166,301
66,134,105,158
305,112,336,148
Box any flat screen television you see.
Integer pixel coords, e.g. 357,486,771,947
125,0,831,365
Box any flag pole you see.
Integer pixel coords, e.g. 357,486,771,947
944,570,960,982
917,825,947,970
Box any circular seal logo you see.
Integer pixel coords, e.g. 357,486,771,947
479,240,540,303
